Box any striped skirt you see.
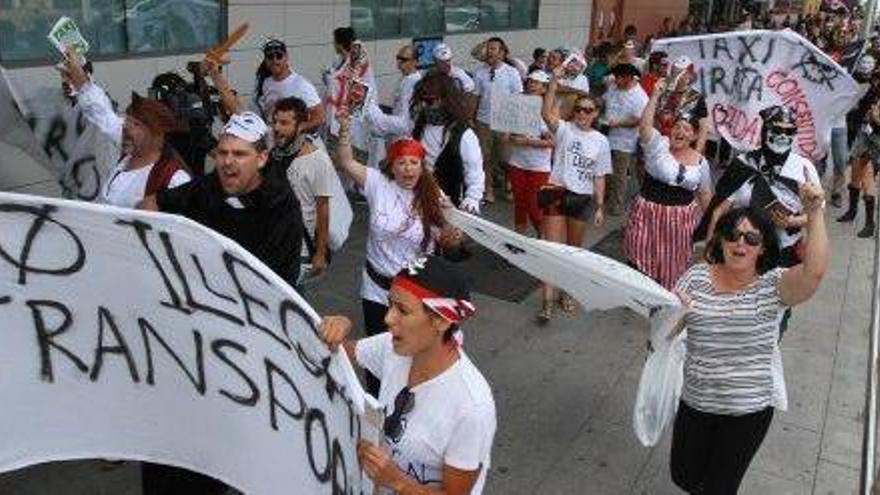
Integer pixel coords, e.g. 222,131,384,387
624,196,701,291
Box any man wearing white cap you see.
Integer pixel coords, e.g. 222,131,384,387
142,111,305,286
432,42,475,94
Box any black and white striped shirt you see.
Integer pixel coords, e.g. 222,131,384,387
675,263,789,415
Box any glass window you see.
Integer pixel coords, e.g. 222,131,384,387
510,0,539,29
353,0,539,40
480,0,510,30
402,0,444,36
445,0,481,33
126,0,222,53
0,0,224,63
352,0,401,40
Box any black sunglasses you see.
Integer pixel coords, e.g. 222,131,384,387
769,125,797,136
265,51,285,61
722,228,763,247
396,55,413,62
383,387,415,443
574,105,597,114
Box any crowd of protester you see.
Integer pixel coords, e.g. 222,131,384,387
52,6,880,491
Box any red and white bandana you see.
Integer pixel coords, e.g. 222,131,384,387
391,276,476,324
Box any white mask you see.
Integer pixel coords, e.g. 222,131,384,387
764,127,794,155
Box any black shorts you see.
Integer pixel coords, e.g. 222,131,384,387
537,187,592,221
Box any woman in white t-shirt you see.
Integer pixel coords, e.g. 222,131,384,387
336,108,460,395
504,70,555,236
536,67,612,323
320,256,496,495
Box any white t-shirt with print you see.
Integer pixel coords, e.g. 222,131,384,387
508,120,552,173
100,159,191,208
603,84,649,153
362,168,433,304
356,333,496,495
259,71,322,116
473,63,524,125
550,121,612,195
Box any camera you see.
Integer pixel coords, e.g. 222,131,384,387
149,63,222,175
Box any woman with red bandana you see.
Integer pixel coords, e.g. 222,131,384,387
336,107,461,395
320,256,496,495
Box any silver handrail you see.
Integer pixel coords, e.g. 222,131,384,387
862,195,880,495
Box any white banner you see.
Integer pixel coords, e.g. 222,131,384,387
653,29,863,162
4,69,117,201
446,209,680,318
0,192,373,494
489,93,544,136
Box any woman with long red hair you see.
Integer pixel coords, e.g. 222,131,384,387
336,107,460,395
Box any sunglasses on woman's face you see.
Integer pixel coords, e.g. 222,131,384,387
723,229,763,247
574,105,597,115
396,55,413,62
265,51,285,61
383,387,415,443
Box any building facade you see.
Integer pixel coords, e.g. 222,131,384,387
1,1,596,194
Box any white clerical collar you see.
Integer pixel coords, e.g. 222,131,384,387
225,197,245,209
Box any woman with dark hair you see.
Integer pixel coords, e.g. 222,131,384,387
365,71,485,213
336,107,461,395
320,255,496,494
410,71,485,213
669,187,828,493
624,77,712,290
536,66,611,323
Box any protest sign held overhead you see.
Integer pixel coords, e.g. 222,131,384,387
652,29,863,161
0,192,372,494
489,93,544,136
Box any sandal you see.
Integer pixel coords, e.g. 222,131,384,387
536,302,553,325
559,293,576,314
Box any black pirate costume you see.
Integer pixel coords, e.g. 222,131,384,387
695,105,821,267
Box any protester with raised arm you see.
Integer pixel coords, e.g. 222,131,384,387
59,50,190,208
624,77,712,290
670,184,828,493
335,105,460,395
536,66,611,323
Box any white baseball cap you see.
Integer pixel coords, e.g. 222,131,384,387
223,112,269,143
527,70,551,84
433,42,453,62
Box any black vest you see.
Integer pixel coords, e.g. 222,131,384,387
416,122,469,206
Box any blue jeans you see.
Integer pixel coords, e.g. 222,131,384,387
830,126,849,178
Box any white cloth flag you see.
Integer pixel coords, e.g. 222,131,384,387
653,29,863,162
446,209,680,318
0,192,372,494
4,67,117,200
